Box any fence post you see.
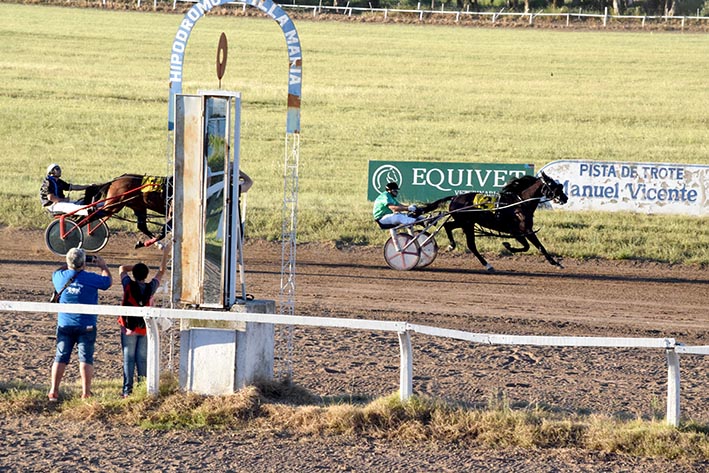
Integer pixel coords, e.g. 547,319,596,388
666,349,680,427
603,6,608,27
398,330,413,400
145,317,161,396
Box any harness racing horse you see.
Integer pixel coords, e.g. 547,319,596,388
420,172,568,272
94,174,172,249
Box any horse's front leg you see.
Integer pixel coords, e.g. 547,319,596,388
502,236,530,254
134,211,156,248
462,224,494,272
526,233,563,268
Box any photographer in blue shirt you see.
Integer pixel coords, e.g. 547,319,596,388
48,248,112,401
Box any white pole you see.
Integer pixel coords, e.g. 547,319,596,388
398,331,413,400
666,349,680,427
145,318,162,396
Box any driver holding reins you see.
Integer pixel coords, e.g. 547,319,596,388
40,164,92,215
373,181,420,227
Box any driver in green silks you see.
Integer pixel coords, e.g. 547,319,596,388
373,182,418,227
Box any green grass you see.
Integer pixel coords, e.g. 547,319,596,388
1,4,708,264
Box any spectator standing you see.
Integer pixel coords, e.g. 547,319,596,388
49,248,112,401
117,242,171,398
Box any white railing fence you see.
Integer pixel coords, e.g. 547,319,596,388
2,299,707,427
162,1,709,28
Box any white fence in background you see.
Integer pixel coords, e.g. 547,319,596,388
2,299,708,427
163,0,709,28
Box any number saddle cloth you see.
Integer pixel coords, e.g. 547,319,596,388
472,193,498,211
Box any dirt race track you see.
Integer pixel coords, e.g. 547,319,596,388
0,227,707,472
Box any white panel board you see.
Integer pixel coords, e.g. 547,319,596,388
539,160,708,216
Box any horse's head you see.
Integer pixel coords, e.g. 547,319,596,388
539,172,568,205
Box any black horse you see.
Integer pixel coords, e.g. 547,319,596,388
419,172,568,271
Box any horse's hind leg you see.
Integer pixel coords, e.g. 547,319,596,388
526,233,563,268
462,225,494,272
443,220,458,251
502,236,530,254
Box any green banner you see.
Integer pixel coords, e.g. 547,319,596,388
367,161,535,202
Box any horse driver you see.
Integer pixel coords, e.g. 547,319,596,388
372,182,419,228
40,164,92,215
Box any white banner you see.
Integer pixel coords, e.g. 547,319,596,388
539,160,709,216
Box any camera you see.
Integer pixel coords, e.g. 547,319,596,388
86,255,98,265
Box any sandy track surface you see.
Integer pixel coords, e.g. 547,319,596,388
0,228,707,471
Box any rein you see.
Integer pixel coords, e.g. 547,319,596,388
450,196,545,215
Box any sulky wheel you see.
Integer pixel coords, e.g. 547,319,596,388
415,231,439,269
45,219,83,256
383,233,420,271
80,220,110,253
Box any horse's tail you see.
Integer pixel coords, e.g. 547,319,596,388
417,195,455,213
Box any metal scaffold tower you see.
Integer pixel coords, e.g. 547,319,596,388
278,132,300,379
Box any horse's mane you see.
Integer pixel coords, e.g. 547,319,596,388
501,175,538,194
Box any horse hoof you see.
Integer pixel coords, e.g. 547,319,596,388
485,264,495,272
447,245,456,252
134,241,145,249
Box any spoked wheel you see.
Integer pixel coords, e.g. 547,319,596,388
383,233,420,271
415,231,439,269
80,220,110,253
45,219,82,256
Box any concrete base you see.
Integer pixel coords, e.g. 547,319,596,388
179,299,275,395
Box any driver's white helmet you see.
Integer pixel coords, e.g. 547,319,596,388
46,163,60,175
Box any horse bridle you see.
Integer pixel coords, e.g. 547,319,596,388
539,177,564,204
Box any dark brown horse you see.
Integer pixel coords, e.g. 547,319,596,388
419,172,568,271
91,174,171,248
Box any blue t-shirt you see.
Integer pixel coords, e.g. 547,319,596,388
53,269,112,327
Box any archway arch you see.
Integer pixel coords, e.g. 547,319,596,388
166,1,302,346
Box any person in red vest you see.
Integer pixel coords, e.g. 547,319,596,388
117,242,171,398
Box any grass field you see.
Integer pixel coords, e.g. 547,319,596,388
1,4,707,263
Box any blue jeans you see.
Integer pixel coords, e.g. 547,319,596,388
55,325,97,364
121,332,147,396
